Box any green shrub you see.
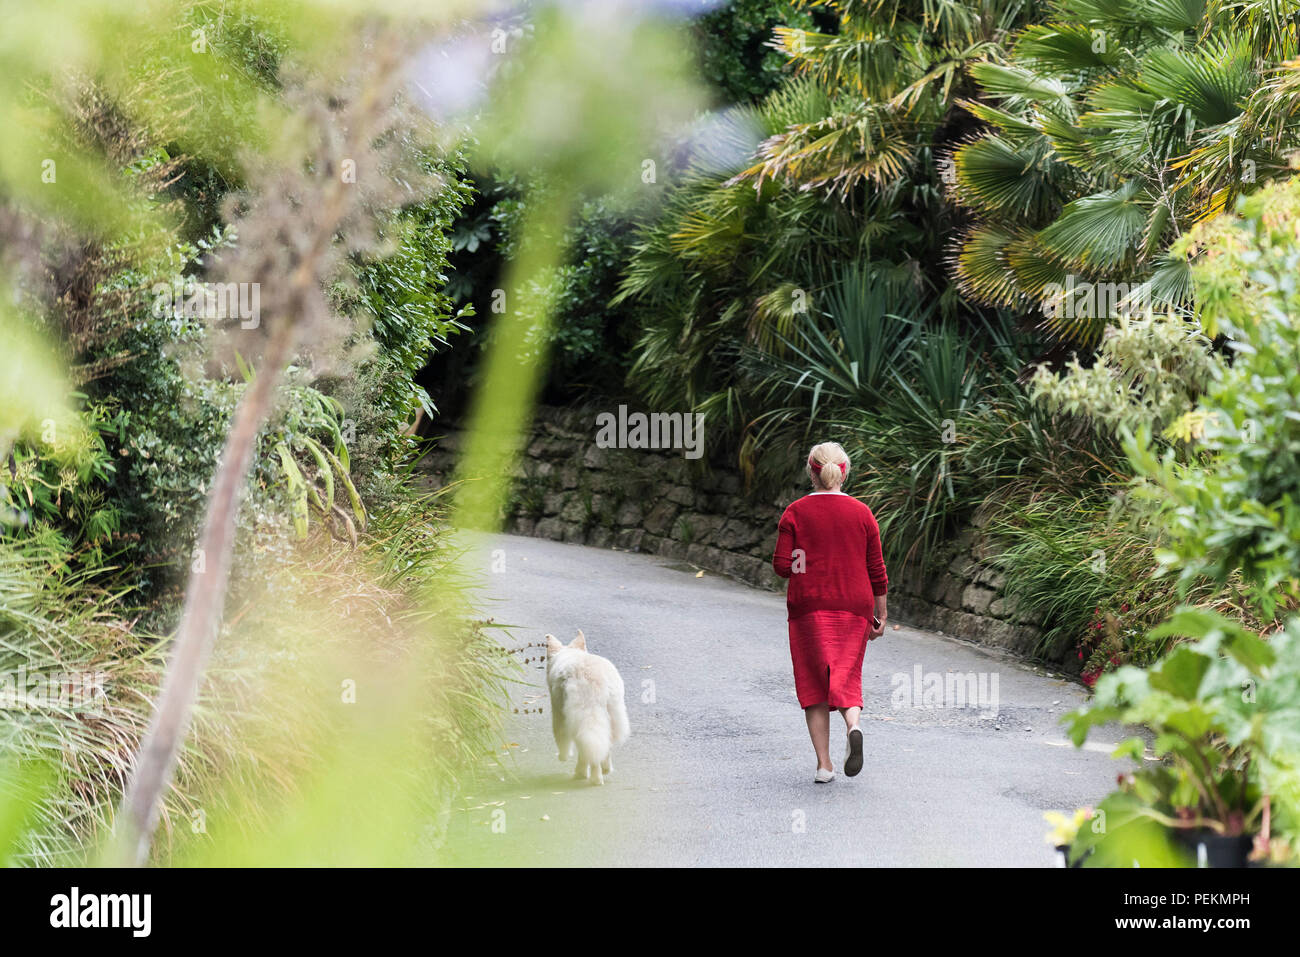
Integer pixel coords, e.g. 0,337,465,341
694,0,812,103
440,182,651,409
1029,312,1220,448
1065,177,1300,867
1129,179,1300,618
342,148,476,481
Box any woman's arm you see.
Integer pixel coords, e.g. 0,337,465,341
866,511,888,636
865,511,889,595
772,512,796,579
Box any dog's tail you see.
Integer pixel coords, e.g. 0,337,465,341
574,719,611,767
608,683,630,747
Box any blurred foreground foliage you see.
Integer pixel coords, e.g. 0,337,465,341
0,0,501,864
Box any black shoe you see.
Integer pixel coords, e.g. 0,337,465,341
844,727,864,777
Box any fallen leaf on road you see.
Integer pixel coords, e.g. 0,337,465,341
695,570,704,578
540,815,550,822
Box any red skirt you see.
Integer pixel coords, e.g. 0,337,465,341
788,610,870,709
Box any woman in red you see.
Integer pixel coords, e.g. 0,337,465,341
772,441,888,783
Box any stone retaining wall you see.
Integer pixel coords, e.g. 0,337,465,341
419,405,1055,663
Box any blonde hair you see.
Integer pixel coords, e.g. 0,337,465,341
807,441,850,491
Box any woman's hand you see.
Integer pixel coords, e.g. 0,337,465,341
869,596,887,640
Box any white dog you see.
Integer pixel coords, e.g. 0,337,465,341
545,630,629,785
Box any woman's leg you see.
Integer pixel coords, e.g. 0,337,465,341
839,705,865,777
805,705,832,771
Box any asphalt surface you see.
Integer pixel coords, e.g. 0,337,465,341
439,533,1135,867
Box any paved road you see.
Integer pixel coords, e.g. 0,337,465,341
439,533,1135,867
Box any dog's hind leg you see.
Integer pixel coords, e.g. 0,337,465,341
551,688,569,762
590,760,604,786
601,755,613,775
573,758,588,781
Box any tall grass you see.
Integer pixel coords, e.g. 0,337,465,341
0,479,514,866
982,481,1270,666
0,538,158,864
984,492,1148,661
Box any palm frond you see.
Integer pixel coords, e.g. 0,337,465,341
1015,22,1121,74
952,134,1061,219
953,222,1031,306
1139,36,1254,127
1036,182,1146,270
971,61,1080,116
732,107,918,198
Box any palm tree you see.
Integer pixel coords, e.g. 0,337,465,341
616,0,1035,468
736,0,1030,197
951,0,1300,343
614,75,856,415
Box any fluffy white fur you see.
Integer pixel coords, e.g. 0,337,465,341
545,630,630,785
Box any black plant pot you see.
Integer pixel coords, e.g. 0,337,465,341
1055,844,1091,868
1175,830,1254,868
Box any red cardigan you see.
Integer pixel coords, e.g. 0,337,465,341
772,492,889,620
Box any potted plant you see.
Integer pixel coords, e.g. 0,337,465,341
1065,609,1300,867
